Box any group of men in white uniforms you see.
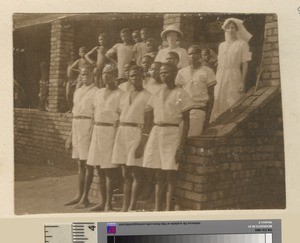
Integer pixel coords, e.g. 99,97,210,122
65,44,216,212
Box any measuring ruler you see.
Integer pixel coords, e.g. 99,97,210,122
44,222,97,243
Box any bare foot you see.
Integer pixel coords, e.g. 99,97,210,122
119,207,128,212
64,197,81,206
89,203,105,212
104,204,112,212
74,199,90,209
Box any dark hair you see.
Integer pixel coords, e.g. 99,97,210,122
141,28,150,33
160,62,178,76
152,61,162,68
188,45,201,54
125,60,137,68
98,33,108,39
146,37,156,44
120,28,131,34
129,65,143,73
201,48,211,55
80,65,94,73
79,46,87,52
132,30,140,36
142,55,154,62
167,51,179,61
224,20,238,30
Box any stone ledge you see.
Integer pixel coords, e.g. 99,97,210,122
188,86,281,147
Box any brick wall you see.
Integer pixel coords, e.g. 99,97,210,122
48,20,75,112
14,109,73,168
176,92,285,210
260,14,280,87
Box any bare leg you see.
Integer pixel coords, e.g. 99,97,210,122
128,166,143,211
65,160,86,206
139,168,155,201
104,168,118,212
154,169,165,211
74,165,93,209
89,166,106,212
165,170,177,211
120,165,132,212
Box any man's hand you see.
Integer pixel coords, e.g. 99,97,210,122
134,135,148,159
239,82,245,92
175,146,185,164
65,137,72,151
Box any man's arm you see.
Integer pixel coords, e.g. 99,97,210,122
105,46,118,66
176,109,190,164
204,84,215,129
85,47,98,66
135,110,154,159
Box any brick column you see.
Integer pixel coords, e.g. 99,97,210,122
48,20,74,112
163,14,195,49
260,14,280,87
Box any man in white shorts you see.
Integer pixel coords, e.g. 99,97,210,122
175,45,216,136
111,65,153,212
75,64,124,212
143,63,193,211
65,66,99,206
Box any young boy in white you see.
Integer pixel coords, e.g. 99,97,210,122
75,64,124,212
143,63,193,211
175,45,216,136
111,65,152,212
65,66,99,206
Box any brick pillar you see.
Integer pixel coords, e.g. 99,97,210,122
260,14,280,87
163,14,195,49
48,20,74,112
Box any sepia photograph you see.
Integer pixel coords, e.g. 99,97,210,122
13,12,285,215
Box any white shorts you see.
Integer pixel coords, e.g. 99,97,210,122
72,119,92,160
143,126,180,171
111,126,143,167
87,125,119,168
188,109,206,137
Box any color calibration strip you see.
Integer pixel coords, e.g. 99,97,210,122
108,234,272,243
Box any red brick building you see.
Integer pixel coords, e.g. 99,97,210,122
14,13,285,210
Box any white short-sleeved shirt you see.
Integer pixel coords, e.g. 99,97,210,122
93,88,124,123
72,84,98,117
147,86,193,124
118,81,132,92
106,43,135,78
175,65,216,108
119,89,151,124
133,42,147,65
143,77,156,90
145,82,164,95
155,46,189,69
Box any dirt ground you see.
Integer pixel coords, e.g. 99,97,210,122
14,163,154,215
15,163,101,215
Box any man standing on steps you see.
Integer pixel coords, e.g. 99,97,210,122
64,65,99,206
175,45,216,135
